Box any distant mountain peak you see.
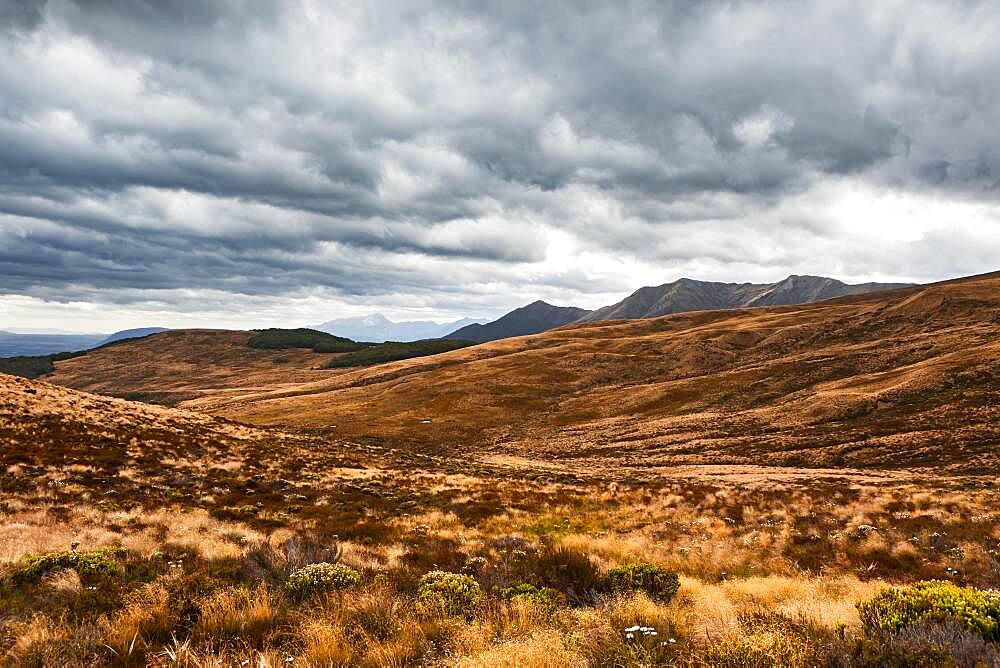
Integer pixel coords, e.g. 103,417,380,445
444,301,591,343
520,299,559,310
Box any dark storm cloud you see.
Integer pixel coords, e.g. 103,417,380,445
0,0,44,32
1,0,998,320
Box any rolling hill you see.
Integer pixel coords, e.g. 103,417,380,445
44,329,340,406
187,272,999,474
444,300,591,343
579,275,913,322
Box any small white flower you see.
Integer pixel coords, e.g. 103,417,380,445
626,632,635,640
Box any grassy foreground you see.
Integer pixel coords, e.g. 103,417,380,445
2,371,998,666
1,458,998,666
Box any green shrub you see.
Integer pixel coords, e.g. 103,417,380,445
417,570,482,615
14,547,125,583
324,339,474,369
603,562,680,602
857,581,1000,641
534,546,601,601
497,583,562,609
286,563,361,598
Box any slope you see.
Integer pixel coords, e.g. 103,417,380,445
194,272,1000,474
46,329,339,406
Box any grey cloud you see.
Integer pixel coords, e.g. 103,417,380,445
0,0,45,33
0,0,998,324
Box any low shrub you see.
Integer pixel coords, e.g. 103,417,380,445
829,621,1000,667
603,562,680,602
857,581,1000,641
286,563,361,598
14,547,126,583
496,583,562,609
534,546,601,602
417,570,482,615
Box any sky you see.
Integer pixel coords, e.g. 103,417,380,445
1,1,999,333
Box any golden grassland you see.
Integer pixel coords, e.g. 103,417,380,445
2,374,999,666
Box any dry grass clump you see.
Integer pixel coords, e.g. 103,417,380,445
99,579,179,661
298,619,353,666
193,584,283,646
452,629,586,667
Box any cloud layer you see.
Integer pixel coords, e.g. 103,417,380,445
1,1,998,330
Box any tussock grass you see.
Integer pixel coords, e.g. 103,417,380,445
2,372,999,664
2,478,996,666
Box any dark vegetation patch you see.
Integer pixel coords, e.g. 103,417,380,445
246,328,371,353
0,351,87,379
324,338,475,368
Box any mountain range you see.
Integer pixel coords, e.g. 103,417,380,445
579,275,912,322
0,331,107,357
0,275,914,357
442,274,913,342
313,313,479,343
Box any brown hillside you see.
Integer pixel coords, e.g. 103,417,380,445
186,272,1000,474
47,329,339,405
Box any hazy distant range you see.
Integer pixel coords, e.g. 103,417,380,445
312,314,480,343
0,327,167,357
